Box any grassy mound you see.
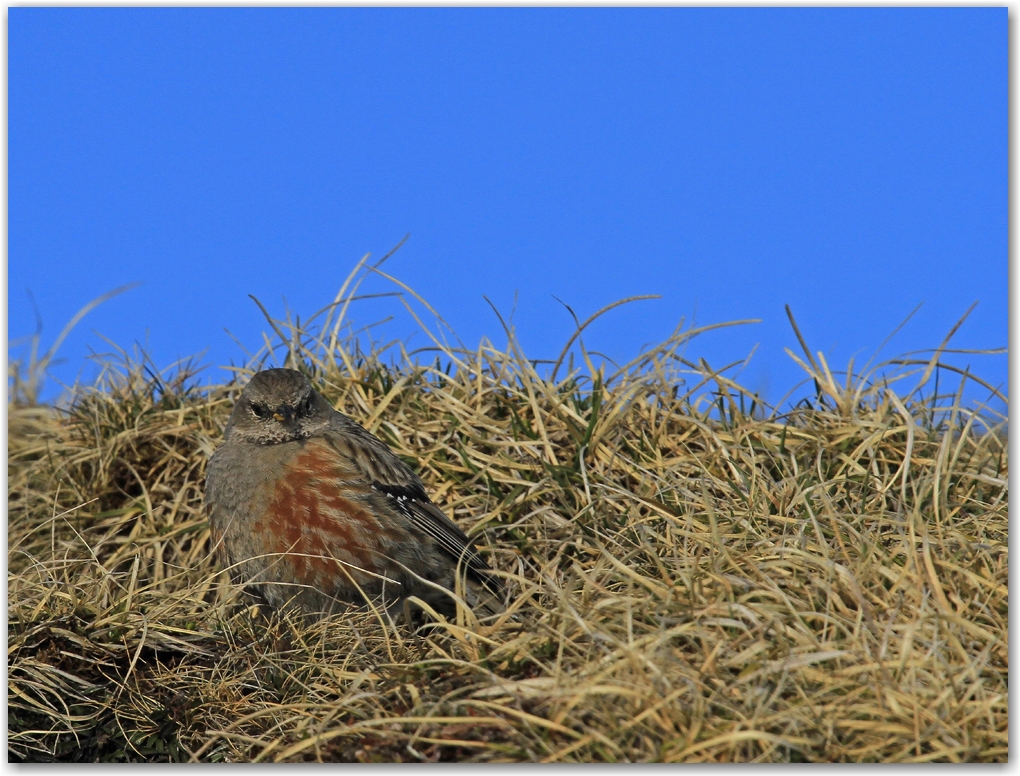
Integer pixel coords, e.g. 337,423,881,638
8,265,1008,762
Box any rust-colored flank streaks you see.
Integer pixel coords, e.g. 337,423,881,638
255,440,403,591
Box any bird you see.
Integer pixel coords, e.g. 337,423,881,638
205,367,504,619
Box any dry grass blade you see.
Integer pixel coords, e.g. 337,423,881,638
548,295,662,383
9,282,142,406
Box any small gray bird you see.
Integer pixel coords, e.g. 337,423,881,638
205,368,503,618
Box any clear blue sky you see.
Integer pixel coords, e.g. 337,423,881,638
9,8,1007,410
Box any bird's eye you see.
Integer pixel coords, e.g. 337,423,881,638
250,402,268,419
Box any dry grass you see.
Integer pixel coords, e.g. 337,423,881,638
8,261,1008,762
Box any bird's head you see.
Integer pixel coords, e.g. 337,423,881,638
226,368,333,444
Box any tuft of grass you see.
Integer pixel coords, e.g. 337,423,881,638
8,262,1007,762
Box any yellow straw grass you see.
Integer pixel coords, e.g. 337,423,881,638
8,261,1006,762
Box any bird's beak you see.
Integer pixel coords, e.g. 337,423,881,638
273,406,294,423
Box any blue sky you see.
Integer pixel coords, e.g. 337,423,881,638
9,8,1007,411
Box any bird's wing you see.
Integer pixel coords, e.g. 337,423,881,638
321,420,502,592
